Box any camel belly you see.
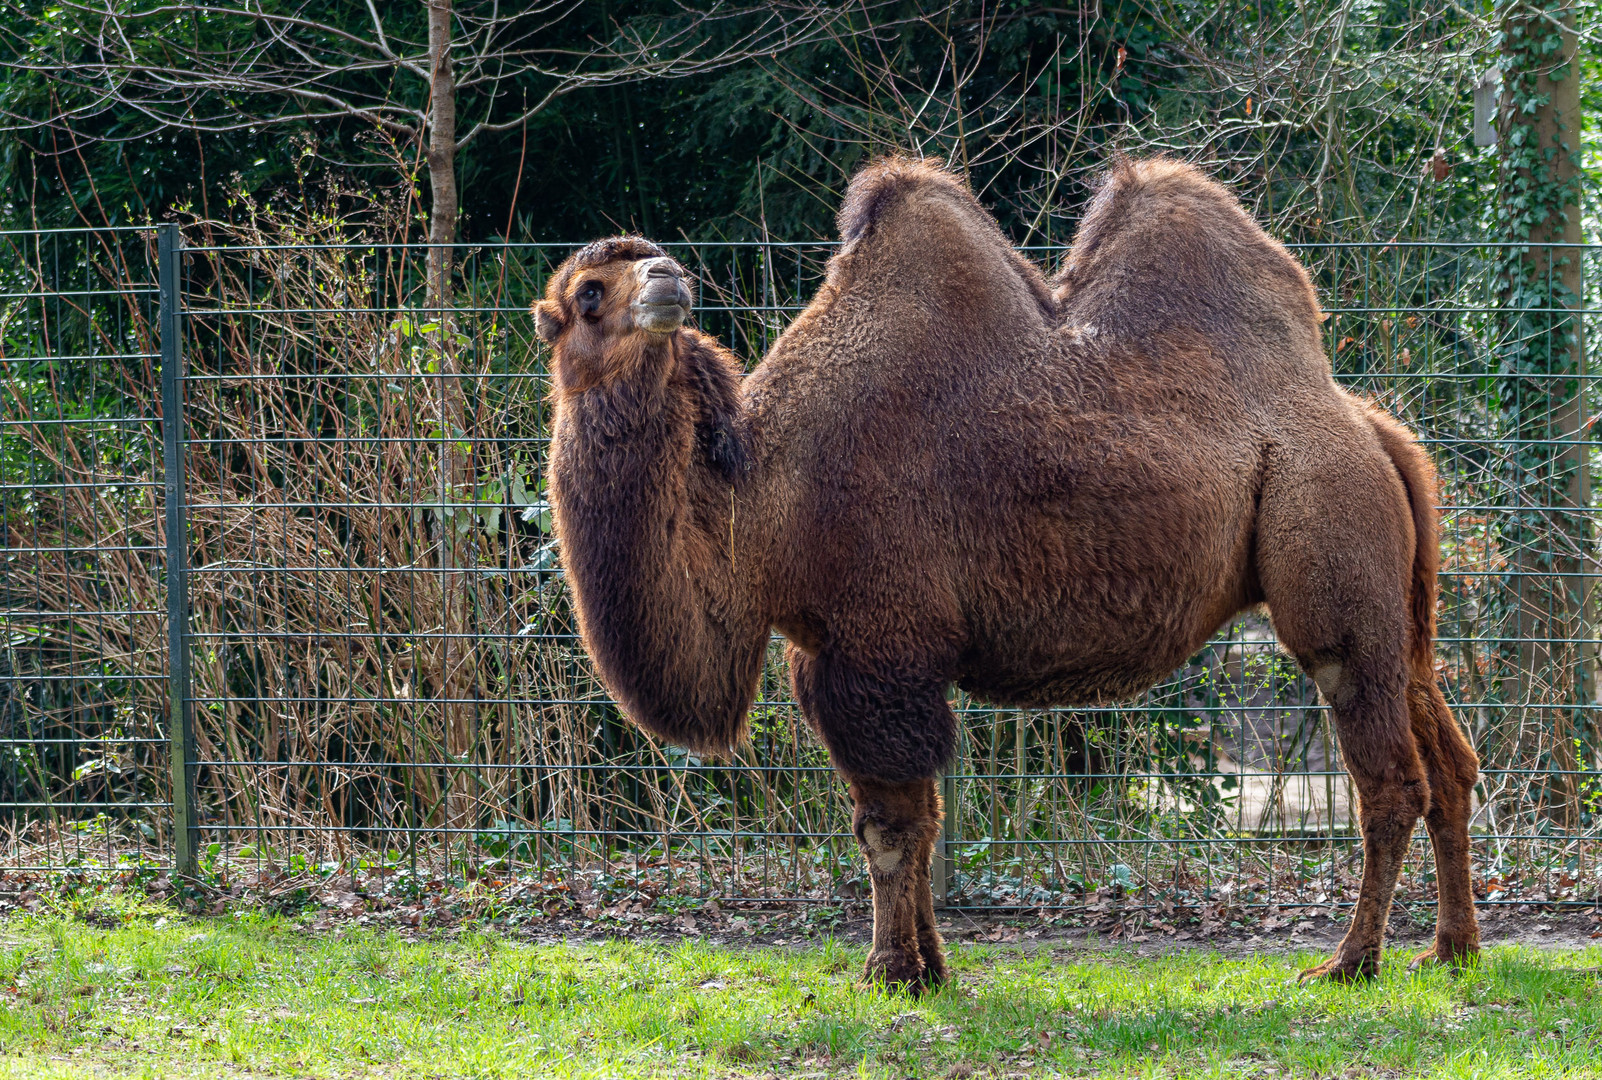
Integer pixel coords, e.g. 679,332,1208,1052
955,621,1232,708
950,451,1259,708
954,577,1250,708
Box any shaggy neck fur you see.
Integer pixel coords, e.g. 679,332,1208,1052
548,326,765,754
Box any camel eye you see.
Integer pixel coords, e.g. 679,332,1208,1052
577,282,604,320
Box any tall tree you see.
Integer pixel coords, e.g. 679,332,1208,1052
1493,0,1590,822
0,1,882,258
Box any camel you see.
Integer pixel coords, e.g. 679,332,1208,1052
535,157,1481,993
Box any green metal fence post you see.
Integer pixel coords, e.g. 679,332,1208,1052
159,223,197,880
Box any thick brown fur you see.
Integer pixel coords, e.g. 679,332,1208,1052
541,158,1481,992
539,242,759,755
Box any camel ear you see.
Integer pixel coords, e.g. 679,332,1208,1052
534,300,566,343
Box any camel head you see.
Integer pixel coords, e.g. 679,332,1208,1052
534,236,695,389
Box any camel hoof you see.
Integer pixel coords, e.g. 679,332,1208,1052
1297,954,1379,984
862,951,926,995
917,952,951,992
916,930,950,991
1409,941,1479,973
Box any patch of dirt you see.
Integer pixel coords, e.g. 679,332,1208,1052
313,898,1602,969
939,905,1602,960
5,868,1599,963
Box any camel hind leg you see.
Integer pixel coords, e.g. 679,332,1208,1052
1406,675,1481,968
1255,446,1430,981
1294,658,1429,981
1363,394,1482,968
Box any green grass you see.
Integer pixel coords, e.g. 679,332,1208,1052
0,913,1598,1078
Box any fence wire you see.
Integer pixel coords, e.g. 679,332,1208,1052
0,228,169,871
3,229,1600,917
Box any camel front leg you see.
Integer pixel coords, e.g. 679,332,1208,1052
849,776,947,993
787,648,956,993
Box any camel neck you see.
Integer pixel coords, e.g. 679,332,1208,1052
546,328,764,755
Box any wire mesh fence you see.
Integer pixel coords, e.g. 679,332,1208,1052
0,228,170,870
3,226,1600,917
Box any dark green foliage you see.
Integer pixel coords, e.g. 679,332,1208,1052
4,1,1599,243
0,3,1169,241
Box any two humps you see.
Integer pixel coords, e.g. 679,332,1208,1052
534,157,1484,996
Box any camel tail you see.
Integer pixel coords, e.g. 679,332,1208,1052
1364,404,1441,678
1367,402,1482,797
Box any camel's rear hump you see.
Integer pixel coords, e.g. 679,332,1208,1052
1056,158,1327,369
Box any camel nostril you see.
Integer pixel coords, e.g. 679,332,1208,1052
645,259,677,279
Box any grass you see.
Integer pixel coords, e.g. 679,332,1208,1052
0,912,1598,1078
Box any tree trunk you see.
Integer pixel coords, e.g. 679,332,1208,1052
426,0,475,836
1498,1,1589,826
427,0,459,310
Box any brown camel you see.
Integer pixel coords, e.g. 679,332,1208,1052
536,156,1481,992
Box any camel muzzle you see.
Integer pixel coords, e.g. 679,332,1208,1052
633,264,693,333
633,298,691,334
